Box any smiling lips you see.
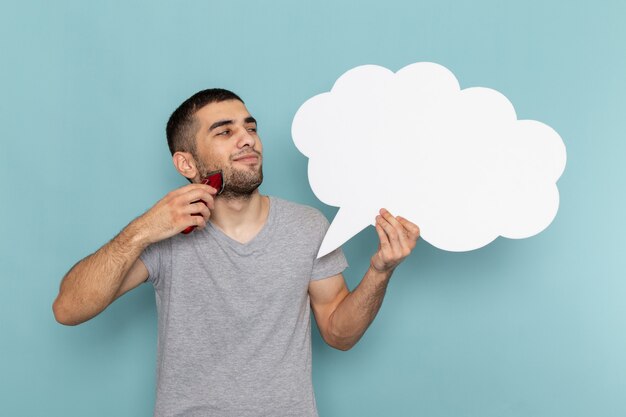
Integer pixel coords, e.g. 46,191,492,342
232,152,261,164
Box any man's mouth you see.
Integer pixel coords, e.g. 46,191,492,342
232,152,261,164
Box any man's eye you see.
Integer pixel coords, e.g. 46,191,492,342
217,130,230,136
247,127,257,133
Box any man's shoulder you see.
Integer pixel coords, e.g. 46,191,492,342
269,196,329,227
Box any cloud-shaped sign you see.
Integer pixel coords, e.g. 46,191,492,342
292,62,566,258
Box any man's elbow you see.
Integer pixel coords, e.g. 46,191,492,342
330,342,354,352
52,297,80,326
323,332,357,351
321,318,360,351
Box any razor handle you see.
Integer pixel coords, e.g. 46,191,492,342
181,170,224,234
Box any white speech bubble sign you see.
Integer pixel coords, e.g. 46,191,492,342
292,62,567,258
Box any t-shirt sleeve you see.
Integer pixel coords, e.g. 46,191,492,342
310,211,349,281
311,247,348,281
139,238,169,290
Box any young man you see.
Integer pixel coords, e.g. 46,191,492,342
53,89,420,417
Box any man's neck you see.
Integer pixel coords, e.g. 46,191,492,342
209,191,270,244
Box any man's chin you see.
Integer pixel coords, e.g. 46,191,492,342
220,183,262,200
220,170,263,197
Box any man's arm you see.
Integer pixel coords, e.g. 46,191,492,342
52,183,216,326
309,208,420,351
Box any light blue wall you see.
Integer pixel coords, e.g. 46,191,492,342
1,1,625,416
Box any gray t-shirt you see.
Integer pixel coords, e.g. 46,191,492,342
140,196,348,417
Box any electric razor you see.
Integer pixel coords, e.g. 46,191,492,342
181,170,225,234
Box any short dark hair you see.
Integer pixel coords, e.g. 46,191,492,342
166,88,243,155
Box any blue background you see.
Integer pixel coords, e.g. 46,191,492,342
1,1,625,416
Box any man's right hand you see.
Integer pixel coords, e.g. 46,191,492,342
134,183,217,245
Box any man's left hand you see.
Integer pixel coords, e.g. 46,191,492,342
370,208,420,273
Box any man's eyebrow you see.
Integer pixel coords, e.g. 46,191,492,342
209,119,233,132
209,117,256,132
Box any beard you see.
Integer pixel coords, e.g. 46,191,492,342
220,164,264,199
195,151,263,200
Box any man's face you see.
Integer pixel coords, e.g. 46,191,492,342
191,100,263,199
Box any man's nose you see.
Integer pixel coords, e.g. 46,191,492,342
236,127,255,148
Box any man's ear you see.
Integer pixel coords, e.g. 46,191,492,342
172,151,198,181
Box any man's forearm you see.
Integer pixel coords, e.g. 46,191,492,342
53,219,148,325
327,266,393,350
53,183,215,325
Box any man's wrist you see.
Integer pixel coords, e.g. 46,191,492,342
368,262,394,281
122,217,153,250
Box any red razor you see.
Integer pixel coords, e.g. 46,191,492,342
181,170,225,234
